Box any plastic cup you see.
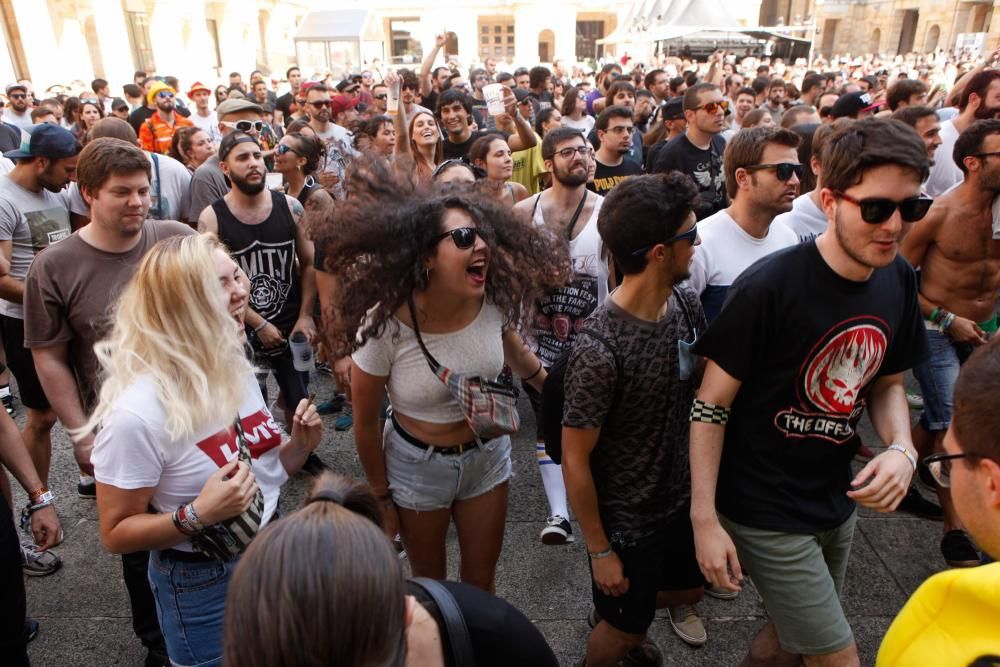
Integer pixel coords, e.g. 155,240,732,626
265,173,283,190
387,78,401,115
288,332,313,372
483,83,505,116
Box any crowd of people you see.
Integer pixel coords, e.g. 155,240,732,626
0,31,999,667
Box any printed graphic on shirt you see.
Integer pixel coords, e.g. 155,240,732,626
148,174,172,220
532,263,601,366
775,317,888,443
591,174,632,196
25,208,71,253
231,239,296,320
195,409,283,467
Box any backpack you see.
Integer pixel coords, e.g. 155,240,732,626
540,286,698,465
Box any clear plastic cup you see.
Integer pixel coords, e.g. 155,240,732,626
387,78,401,115
288,332,313,372
483,83,505,115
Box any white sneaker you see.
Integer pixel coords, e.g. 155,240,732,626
21,541,62,577
539,515,574,545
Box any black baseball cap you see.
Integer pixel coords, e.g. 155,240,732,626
3,123,79,160
829,92,880,119
661,97,684,121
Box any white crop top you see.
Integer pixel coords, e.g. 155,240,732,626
352,301,506,423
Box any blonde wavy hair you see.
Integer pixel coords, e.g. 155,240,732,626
80,233,252,442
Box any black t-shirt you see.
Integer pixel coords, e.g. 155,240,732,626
128,106,155,135
275,92,297,118
650,133,728,219
443,129,509,161
692,242,928,533
407,580,558,667
587,127,643,166
590,157,643,196
563,291,705,542
424,90,440,115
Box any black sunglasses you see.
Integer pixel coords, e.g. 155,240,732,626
276,144,302,156
924,451,995,489
745,162,804,182
434,227,479,249
833,191,933,224
631,223,699,256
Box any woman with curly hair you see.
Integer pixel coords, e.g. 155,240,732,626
317,165,569,591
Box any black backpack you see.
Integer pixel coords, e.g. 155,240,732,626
540,287,698,465
540,328,622,465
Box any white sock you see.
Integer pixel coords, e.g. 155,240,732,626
79,474,95,485
537,443,569,519
0,385,9,398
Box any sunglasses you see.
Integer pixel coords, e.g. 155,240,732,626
374,94,388,100
221,120,264,133
923,451,995,489
276,144,303,156
833,191,933,224
402,84,419,92
157,92,174,99
307,100,330,108
695,100,729,114
746,162,805,181
434,227,479,249
631,223,699,256
8,93,26,100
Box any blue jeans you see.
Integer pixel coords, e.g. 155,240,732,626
913,327,972,432
147,551,239,667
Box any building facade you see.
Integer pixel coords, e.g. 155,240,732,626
762,0,1000,58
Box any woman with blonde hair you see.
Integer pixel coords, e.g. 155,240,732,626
87,233,322,667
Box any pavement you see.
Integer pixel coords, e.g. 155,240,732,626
14,370,950,667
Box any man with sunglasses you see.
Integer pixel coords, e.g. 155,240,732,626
650,84,729,220
515,127,606,549
138,81,193,156
305,83,355,199
189,98,265,220
687,126,799,322
691,118,930,667
370,82,388,116
3,84,31,130
878,341,1000,666
901,119,1000,568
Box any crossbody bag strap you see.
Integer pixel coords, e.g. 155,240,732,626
410,578,477,667
406,294,445,374
232,414,251,462
565,189,589,240
150,151,163,218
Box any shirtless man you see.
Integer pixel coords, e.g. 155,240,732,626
901,118,1000,568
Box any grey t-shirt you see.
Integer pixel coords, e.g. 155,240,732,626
562,289,705,543
0,175,72,319
188,154,228,222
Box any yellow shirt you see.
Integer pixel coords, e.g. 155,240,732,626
510,135,547,195
877,562,1000,666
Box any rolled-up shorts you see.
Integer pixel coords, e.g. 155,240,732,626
383,417,512,511
914,326,973,432
719,510,856,656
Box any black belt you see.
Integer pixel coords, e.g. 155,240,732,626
390,412,483,456
159,548,218,563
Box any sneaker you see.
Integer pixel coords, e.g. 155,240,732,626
24,618,39,643
622,638,663,666
1,392,14,417
855,443,875,461
78,477,97,498
144,649,170,667
334,408,353,431
21,541,62,576
540,515,574,545
905,389,924,410
667,605,707,646
587,606,601,629
703,581,739,600
941,529,981,568
896,487,943,521
300,453,329,476
316,393,345,415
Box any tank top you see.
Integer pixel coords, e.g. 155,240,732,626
213,190,301,333
529,191,610,366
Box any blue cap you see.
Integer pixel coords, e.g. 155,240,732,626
3,123,79,160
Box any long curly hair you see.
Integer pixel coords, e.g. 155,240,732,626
312,159,570,356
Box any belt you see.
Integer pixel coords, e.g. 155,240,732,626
390,412,482,456
159,548,218,563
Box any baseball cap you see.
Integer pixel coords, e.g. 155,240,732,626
336,80,360,93
3,123,79,160
329,95,359,117
661,97,684,121
830,92,880,119
5,83,27,96
216,98,265,117
186,81,212,100
218,132,261,161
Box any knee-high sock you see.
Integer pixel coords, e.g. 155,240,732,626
537,443,569,519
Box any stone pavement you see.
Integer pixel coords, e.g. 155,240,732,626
14,371,948,666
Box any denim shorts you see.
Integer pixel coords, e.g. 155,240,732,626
148,551,239,667
913,327,973,432
384,418,512,511
719,511,856,656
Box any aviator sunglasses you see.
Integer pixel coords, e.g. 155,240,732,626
832,191,933,224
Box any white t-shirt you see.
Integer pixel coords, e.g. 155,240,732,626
562,115,595,136
687,208,797,321
352,301,506,424
190,110,222,144
92,372,288,552
774,193,827,244
924,119,961,197
2,108,31,130
68,152,191,222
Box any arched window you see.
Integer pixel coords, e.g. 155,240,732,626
925,24,941,52
538,29,555,63
870,28,881,54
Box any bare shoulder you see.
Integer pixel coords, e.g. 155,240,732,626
197,204,218,232
513,192,541,216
